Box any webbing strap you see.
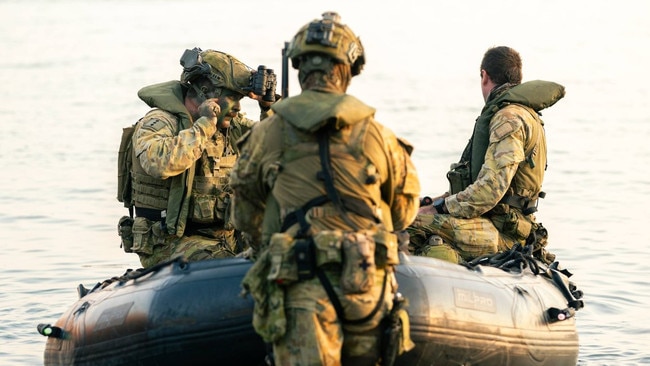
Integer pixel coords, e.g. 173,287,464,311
316,129,361,231
499,194,540,215
313,128,388,324
280,195,330,235
280,128,378,233
281,195,378,233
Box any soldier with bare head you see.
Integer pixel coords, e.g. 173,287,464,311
410,46,564,264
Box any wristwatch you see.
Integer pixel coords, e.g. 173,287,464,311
433,197,446,214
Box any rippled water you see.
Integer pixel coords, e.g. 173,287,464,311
1,0,649,364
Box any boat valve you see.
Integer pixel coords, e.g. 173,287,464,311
546,307,575,323
37,323,67,339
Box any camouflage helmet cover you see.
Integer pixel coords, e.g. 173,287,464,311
287,12,365,76
180,48,253,96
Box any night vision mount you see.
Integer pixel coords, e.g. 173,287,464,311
180,47,212,83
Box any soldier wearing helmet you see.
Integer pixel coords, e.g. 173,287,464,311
118,47,277,268
231,12,420,365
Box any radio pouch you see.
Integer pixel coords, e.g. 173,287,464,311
447,161,471,195
294,238,316,281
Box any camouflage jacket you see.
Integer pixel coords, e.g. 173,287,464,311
447,80,565,219
132,80,259,236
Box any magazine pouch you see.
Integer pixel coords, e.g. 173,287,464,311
312,230,344,266
373,230,399,268
447,161,471,195
266,232,299,285
118,216,134,253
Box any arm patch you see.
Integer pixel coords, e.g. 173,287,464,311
139,109,178,133
489,107,524,143
142,119,168,131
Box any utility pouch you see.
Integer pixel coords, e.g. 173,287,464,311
117,125,135,205
341,232,376,294
446,161,471,195
241,249,287,342
117,216,134,253
493,209,533,242
215,191,231,224
514,212,533,241
131,216,154,255
294,238,316,281
190,193,217,224
381,313,402,366
312,230,344,266
266,232,299,285
421,242,461,264
373,231,399,268
381,294,415,366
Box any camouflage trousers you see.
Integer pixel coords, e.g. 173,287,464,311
273,268,394,366
136,225,239,268
407,213,518,262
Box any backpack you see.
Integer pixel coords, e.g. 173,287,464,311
117,124,136,213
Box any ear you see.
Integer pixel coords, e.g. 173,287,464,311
480,69,494,102
480,69,490,86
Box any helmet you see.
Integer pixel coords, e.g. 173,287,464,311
287,12,365,76
180,48,253,96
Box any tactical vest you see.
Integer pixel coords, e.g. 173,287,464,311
453,80,565,202
128,108,239,234
269,91,390,232
129,110,173,210
118,81,255,236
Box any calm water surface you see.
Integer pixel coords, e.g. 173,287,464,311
1,0,649,365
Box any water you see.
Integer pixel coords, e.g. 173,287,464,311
1,0,649,364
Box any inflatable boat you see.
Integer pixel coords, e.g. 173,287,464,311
39,250,583,366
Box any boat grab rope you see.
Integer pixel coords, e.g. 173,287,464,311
464,243,540,274
464,243,585,321
77,257,189,298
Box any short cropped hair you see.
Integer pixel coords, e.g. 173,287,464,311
480,46,522,86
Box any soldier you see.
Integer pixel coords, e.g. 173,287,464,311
410,46,564,264
117,47,277,268
231,12,420,366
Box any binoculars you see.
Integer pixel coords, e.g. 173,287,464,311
250,65,277,102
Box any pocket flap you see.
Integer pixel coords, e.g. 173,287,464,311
312,230,344,266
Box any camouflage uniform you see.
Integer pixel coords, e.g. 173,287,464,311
410,80,564,263
125,79,264,268
232,13,420,366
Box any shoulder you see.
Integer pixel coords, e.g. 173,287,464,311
489,104,528,142
232,112,256,129
230,113,257,139
239,114,284,150
139,109,178,129
363,118,414,157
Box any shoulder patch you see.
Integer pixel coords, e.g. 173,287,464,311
139,109,177,132
490,107,524,142
142,118,168,132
